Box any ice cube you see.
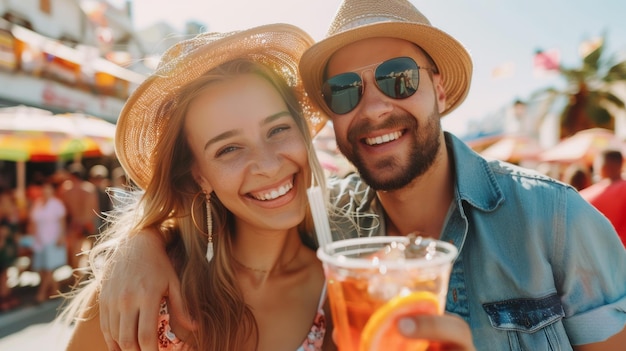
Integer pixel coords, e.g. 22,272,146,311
368,274,412,301
379,240,408,260
405,233,438,259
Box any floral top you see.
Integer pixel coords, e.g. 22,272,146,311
157,285,327,351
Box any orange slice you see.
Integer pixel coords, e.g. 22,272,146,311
359,291,440,351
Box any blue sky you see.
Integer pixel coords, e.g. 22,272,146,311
125,0,626,136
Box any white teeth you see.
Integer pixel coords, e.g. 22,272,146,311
252,181,293,201
365,131,402,146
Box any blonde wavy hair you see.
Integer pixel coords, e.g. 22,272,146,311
60,59,327,350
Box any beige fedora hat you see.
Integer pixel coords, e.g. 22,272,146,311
300,0,473,117
115,24,324,190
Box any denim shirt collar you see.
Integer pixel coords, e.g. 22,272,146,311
445,132,504,212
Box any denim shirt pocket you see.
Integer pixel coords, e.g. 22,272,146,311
483,294,571,351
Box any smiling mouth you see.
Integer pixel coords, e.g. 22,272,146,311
249,179,294,201
364,131,404,146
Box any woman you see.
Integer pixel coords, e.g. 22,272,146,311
29,181,67,303
62,24,332,351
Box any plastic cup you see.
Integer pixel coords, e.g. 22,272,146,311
317,235,458,351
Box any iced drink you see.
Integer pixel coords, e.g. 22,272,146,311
317,235,457,351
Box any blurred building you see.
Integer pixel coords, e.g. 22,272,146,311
0,0,142,122
0,0,205,123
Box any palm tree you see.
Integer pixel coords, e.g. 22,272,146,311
531,35,626,139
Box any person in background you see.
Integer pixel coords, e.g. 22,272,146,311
110,166,128,189
88,164,113,234
95,0,626,350
561,163,591,191
108,166,131,209
579,149,626,246
23,171,47,231
58,162,99,270
312,122,355,178
29,180,66,303
25,171,46,206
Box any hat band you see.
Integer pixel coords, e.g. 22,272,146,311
335,16,409,33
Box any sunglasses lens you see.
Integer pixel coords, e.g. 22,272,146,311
375,57,419,99
322,72,362,115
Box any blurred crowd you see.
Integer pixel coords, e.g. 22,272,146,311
0,162,128,312
506,146,626,247
566,149,626,245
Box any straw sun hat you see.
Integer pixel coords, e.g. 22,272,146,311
115,23,324,190
299,0,473,118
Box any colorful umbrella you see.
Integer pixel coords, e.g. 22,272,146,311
0,106,115,161
0,106,117,204
55,112,117,140
481,135,544,164
0,133,106,162
539,128,626,165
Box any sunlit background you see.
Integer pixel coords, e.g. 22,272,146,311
126,0,626,140
1,1,626,349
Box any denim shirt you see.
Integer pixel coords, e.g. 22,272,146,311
327,132,626,350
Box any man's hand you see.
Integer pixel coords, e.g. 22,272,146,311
98,229,195,350
397,314,476,351
331,312,475,350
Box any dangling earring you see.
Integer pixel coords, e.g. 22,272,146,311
205,192,214,263
191,190,214,264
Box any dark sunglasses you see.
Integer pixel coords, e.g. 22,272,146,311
322,56,435,115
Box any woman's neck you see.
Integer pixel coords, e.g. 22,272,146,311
231,226,305,279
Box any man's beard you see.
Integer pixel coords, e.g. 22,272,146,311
338,109,442,191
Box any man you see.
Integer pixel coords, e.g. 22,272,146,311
58,162,99,270
96,0,626,349
580,149,626,246
88,164,113,234
299,1,625,349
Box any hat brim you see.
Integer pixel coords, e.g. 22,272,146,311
116,24,319,190
300,22,473,118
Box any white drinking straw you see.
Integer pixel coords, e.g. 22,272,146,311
307,174,333,251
